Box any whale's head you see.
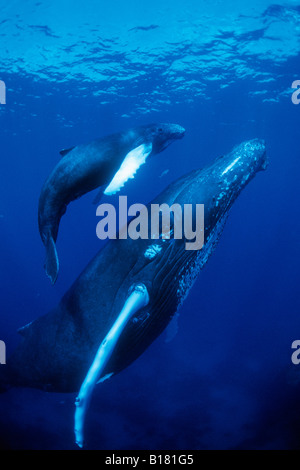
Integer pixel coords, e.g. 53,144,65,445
145,123,185,154
170,138,268,246
201,138,267,224
213,138,268,184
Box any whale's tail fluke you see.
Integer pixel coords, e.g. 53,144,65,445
44,235,59,285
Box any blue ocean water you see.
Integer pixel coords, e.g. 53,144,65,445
0,0,300,450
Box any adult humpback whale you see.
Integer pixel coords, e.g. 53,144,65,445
38,123,185,285
3,139,267,447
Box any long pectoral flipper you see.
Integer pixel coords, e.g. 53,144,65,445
74,283,149,448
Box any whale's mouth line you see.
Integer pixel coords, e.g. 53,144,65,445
163,128,185,149
178,128,185,139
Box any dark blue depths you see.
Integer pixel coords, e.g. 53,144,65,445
0,0,299,450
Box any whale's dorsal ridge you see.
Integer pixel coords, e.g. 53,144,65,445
59,146,75,157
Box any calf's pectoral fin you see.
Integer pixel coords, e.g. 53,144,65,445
44,235,59,285
104,142,153,196
74,283,149,448
92,142,153,203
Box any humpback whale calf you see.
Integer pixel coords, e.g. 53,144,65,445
38,123,185,285
2,139,267,447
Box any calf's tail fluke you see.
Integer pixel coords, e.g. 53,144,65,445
44,235,59,285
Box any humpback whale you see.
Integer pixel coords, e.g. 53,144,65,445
38,123,185,285
2,139,267,447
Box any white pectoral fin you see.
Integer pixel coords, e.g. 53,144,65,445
104,142,152,195
74,283,149,448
